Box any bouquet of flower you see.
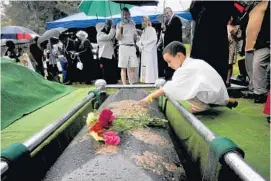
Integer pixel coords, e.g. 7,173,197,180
86,109,120,145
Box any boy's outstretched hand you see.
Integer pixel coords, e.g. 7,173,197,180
139,96,151,106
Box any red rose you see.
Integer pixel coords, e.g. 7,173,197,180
98,109,115,128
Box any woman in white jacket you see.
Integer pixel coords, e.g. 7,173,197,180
96,21,118,84
136,16,159,83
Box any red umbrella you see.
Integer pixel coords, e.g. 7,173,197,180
1,26,39,40
264,91,270,115
16,33,34,40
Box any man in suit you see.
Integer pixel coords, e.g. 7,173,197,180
163,7,183,80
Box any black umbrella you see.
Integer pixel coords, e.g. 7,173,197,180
37,27,67,45
112,0,158,6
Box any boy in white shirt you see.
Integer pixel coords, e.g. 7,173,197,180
140,41,238,113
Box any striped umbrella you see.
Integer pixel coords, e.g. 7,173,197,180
1,26,39,40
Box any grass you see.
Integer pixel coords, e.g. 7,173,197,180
205,98,270,179
185,44,191,56
163,97,270,180
233,55,244,76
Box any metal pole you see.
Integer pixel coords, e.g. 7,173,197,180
167,97,266,181
106,84,156,89
224,153,266,181
190,20,194,48
1,91,97,176
24,92,96,151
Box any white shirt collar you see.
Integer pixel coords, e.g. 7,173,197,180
180,57,189,68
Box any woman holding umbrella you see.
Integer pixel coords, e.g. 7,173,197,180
96,20,118,84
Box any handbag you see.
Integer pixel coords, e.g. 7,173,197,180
77,60,83,70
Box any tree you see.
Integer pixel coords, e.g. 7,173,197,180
3,1,80,34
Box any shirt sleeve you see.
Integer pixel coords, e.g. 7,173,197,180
97,28,116,42
141,28,157,47
136,40,143,51
162,68,200,101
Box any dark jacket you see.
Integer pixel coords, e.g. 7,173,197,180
30,43,43,64
189,1,234,82
164,15,183,47
5,48,19,62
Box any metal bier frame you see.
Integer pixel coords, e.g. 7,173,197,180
1,79,266,181
0,86,100,176
104,79,266,181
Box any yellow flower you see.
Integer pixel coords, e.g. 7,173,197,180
86,112,97,126
90,131,104,141
148,96,153,103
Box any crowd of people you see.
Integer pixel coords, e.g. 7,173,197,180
140,1,269,116
3,1,270,114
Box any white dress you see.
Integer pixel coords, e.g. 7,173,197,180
19,53,35,72
136,26,158,83
163,57,229,105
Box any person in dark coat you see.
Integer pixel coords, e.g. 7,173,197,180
189,1,234,83
76,30,101,84
60,34,78,84
30,37,44,76
162,7,183,80
4,41,19,62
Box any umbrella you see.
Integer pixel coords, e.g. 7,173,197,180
1,26,39,40
112,1,158,6
37,27,67,45
79,0,133,17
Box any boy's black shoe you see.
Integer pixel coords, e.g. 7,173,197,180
226,99,238,109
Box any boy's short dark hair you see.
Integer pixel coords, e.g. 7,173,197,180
162,41,186,56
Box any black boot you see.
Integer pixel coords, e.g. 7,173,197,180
254,94,267,104
266,116,270,123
